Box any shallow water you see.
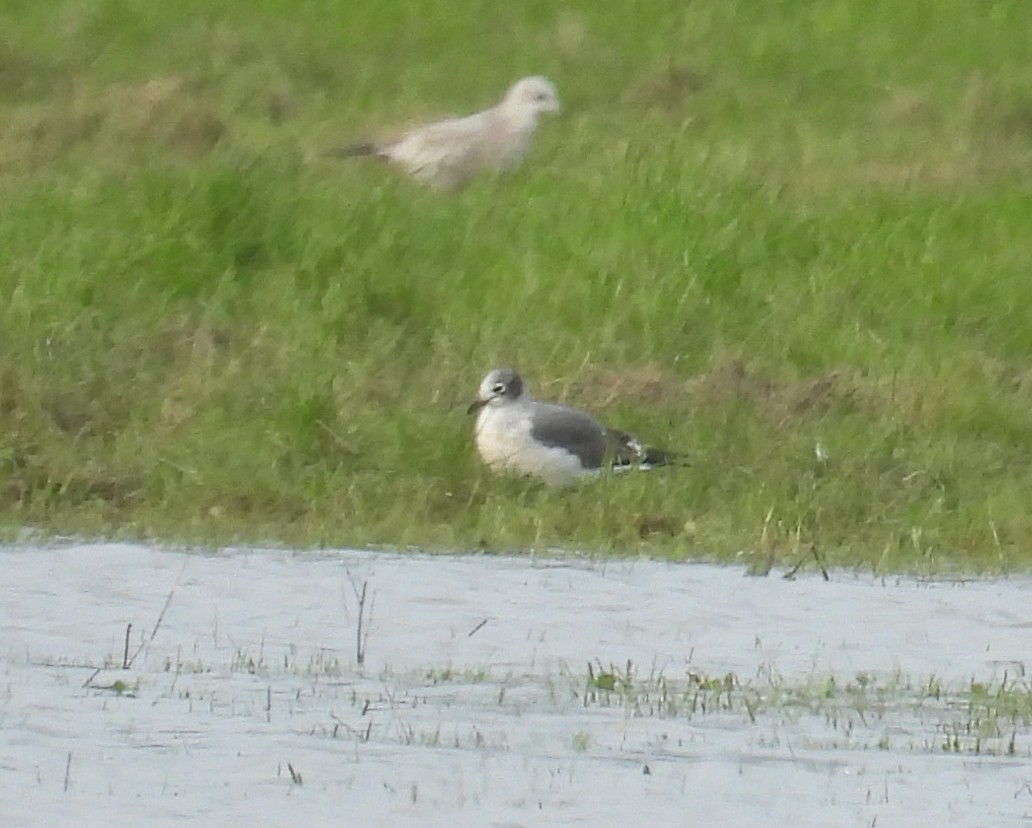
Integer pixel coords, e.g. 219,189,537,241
1,543,1030,826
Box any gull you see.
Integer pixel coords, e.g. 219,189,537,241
467,368,675,487
338,76,560,188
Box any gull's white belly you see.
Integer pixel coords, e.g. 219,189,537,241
474,406,589,487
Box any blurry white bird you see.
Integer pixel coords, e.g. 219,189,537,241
467,368,676,487
337,76,560,189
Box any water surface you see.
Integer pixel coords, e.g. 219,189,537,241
1,543,1030,826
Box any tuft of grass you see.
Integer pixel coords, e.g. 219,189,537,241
2,1,1032,569
577,662,1032,756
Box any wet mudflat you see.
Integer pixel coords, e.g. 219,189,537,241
1,543,1030,826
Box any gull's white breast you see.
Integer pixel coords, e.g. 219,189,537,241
474,404,588,487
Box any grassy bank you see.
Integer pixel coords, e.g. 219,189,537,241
2,0,1031,570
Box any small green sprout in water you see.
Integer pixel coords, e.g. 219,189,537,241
589,668,616,692
90,678,139,697
586,660,636,694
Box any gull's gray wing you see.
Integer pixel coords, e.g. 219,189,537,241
383,110,501,185
527,403,609,470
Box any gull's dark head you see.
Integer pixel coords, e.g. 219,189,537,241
467,368,525,414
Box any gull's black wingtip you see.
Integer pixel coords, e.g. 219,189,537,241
607,428,685,470
331,142,378,159
638,447,685,469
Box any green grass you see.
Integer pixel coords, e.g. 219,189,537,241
2,0,1032,570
